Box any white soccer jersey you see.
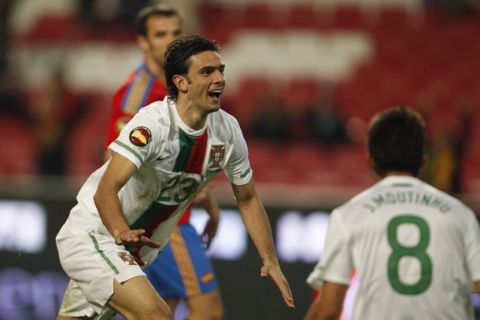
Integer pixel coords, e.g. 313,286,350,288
59,98,252,266
307,176,480,320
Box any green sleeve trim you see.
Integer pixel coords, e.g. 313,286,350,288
113,140,143,165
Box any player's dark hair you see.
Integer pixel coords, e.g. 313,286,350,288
135,3,183,36
164,35,220,99
368,106,425,177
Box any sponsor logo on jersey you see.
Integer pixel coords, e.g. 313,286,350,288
209,145,225,168
201,272,214,283
129,126,151,147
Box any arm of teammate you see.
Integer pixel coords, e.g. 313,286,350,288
475,281,480,293
192,186,220,248
304,282,348,320
94,152,161,248
231,179,294,309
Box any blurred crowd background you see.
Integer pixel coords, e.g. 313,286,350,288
1,0,480,318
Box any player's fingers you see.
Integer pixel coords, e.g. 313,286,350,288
123,229,145,241
270,271,295,308
260,265,268,278
117,229,142,244
130,229,146,237
280,281,295,308
139,235,162,248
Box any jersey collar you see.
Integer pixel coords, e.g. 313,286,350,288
378,175,422,187
167,98,207,137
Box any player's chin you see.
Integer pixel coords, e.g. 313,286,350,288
206,98,221,111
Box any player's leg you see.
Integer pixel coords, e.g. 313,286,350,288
145,224,224,319
164,297,180,313
56,226,168,320
107,276,172,320
186,290,223,320
171,224,223,319
56,278,99,319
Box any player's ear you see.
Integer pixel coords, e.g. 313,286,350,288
420,153,427,172
173,75,189,93
137,35,148,51
366,151,377,176
365,151,373,168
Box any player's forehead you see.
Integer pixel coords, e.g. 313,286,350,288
188,51,224,71
145,14,182,34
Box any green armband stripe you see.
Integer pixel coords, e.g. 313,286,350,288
113,140,143,164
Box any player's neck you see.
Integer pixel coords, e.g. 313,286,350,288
377,171,416,181
175,98,208,131
144,58,166,82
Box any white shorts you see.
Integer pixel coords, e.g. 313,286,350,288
56,220,145,317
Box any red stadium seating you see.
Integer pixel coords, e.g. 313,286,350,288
11,3,480,193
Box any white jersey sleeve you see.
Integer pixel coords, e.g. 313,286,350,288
223,118,252,185
307,209,353,288
464,208,480,282
108,105,162,168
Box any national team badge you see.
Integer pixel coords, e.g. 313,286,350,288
118,252,138,265
209,145,225,168
129,126,151,147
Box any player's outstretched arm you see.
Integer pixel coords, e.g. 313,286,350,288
94,153,161,248
231,180,295,309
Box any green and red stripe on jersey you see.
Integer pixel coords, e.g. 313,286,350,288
128,129,209,265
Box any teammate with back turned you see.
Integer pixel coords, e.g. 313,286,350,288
305,106,480,320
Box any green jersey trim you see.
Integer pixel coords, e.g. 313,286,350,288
113,140,143,164
173,129,195,172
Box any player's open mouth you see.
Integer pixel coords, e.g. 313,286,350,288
208,89,223,99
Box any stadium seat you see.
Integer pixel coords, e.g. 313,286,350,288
0,117,37,176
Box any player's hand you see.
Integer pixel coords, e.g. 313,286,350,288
260,258,295,309
201,216,219,249
115,229,162,248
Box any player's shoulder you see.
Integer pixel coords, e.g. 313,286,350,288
424,182,474,214
208,108,242,136
129,99,170,133
135,99,167,118
210,108,239,124
334,184,377,214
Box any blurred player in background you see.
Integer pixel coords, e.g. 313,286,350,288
305,106,480,320
56,34,294,319
103,3,223,319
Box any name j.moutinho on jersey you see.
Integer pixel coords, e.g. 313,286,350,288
363,191,451,214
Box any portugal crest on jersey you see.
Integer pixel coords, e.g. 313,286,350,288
209,145,225,168
129,126,151,147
